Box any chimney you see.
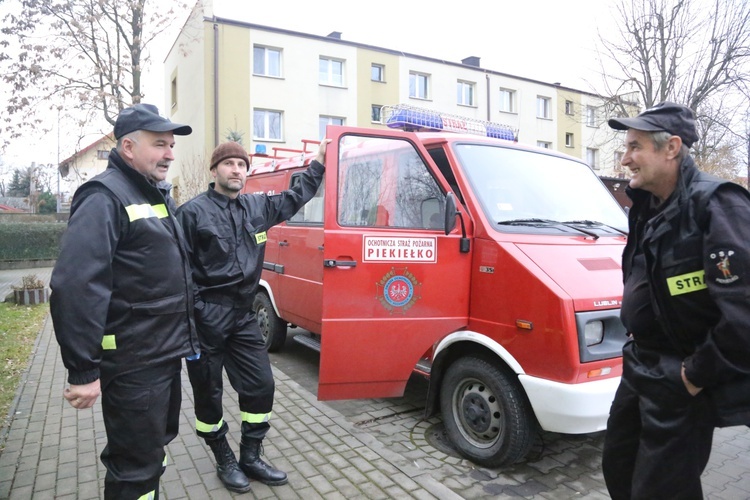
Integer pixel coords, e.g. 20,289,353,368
461,56,480,67
327,31,342,39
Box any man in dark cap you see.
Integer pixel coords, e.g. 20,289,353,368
176,139,327,493
50,103,200,499
602,101,750,499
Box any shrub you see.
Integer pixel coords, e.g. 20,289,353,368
0,223,66,261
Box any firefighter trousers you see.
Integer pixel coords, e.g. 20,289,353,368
602,341,714,500
100,358,182,500
188,300,275,440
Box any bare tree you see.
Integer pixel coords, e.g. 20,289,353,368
597,0,750,177
175,153,210,206
0,0,186,150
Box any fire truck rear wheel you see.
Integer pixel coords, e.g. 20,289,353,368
440,356,536,467
253,292,287,352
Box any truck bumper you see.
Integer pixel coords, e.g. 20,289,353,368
518,374,621,434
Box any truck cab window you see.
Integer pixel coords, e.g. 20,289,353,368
289,175,325,224
338,135,445,229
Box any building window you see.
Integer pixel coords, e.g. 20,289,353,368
614,151,624,171
409,72,429,99
457,80,475,106
587,148,599,170
565,133,574,147
253,109,282,140
371,63,384,82
319,115,344,139
537,141,551,149
319,57,344,86
565,100,574,115
253,46,282,77
499,89,516,113
96,150,109,160
170,76,177,110
371,105,382,123
586,106,597,127
537,96,551,119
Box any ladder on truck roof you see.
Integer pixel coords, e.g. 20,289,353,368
381,103,517,141
248,139,321,173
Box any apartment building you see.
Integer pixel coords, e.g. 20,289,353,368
164,1,626,202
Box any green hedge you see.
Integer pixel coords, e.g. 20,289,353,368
0,223,66,260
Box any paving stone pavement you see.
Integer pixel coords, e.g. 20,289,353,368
1,267,750,499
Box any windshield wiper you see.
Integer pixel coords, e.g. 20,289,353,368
563,220,628,236
497,218,556,226
498,218,599,239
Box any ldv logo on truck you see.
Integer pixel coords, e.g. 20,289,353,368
376,267,422,314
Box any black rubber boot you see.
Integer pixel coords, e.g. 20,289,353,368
206,437,252,493
239,438,288,485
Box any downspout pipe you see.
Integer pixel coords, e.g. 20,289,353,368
486,72,491,121
213,21,219,147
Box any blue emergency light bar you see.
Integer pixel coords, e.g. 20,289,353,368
382,104,516,141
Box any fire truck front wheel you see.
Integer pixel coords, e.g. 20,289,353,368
253,292,287,352
440,356,536,467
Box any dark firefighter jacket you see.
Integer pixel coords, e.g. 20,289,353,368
176,159,325,302
50,149,199,385
623,155,750,425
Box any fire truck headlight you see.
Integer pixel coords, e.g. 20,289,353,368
584,321,604,346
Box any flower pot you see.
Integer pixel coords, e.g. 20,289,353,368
14,288,49,305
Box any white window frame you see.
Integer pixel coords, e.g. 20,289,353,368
537,96,551,119
409,71,429,100
253,46,282,77
537,141,551,149
587,148,599,170
565,100,574,115
319,57,345,86
253,109,283,141
565,132,574,148
371,63,384,82
457,80,475,106
614,151,624,171
499,89,516,113
371,105,382,123
586,106,597,127
319,115,344,139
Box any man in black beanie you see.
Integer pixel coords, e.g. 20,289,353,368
602,102,750,499
51,103,199,499
176,139,327,493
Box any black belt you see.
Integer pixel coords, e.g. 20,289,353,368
200,290,252,309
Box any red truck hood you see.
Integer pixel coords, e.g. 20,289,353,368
516,240,625,311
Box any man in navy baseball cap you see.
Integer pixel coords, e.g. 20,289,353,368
114,103,192,140
603,100,750,500
51,101,199,499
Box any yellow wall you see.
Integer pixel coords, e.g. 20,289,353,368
356,49,400,129
557,89,582,157
214,24,252,147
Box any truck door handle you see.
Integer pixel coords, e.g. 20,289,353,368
279,241,289,246
324,259,357,267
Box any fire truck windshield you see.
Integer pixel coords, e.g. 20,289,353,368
453,143,628,235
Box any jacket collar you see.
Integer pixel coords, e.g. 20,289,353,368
206,183,233,208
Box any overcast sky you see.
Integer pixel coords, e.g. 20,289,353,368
1,0,620,171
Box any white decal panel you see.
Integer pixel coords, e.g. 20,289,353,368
363,236,437,263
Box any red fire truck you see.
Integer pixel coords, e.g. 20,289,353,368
244,105,628,467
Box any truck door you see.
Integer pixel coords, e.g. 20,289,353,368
319,126,472,400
